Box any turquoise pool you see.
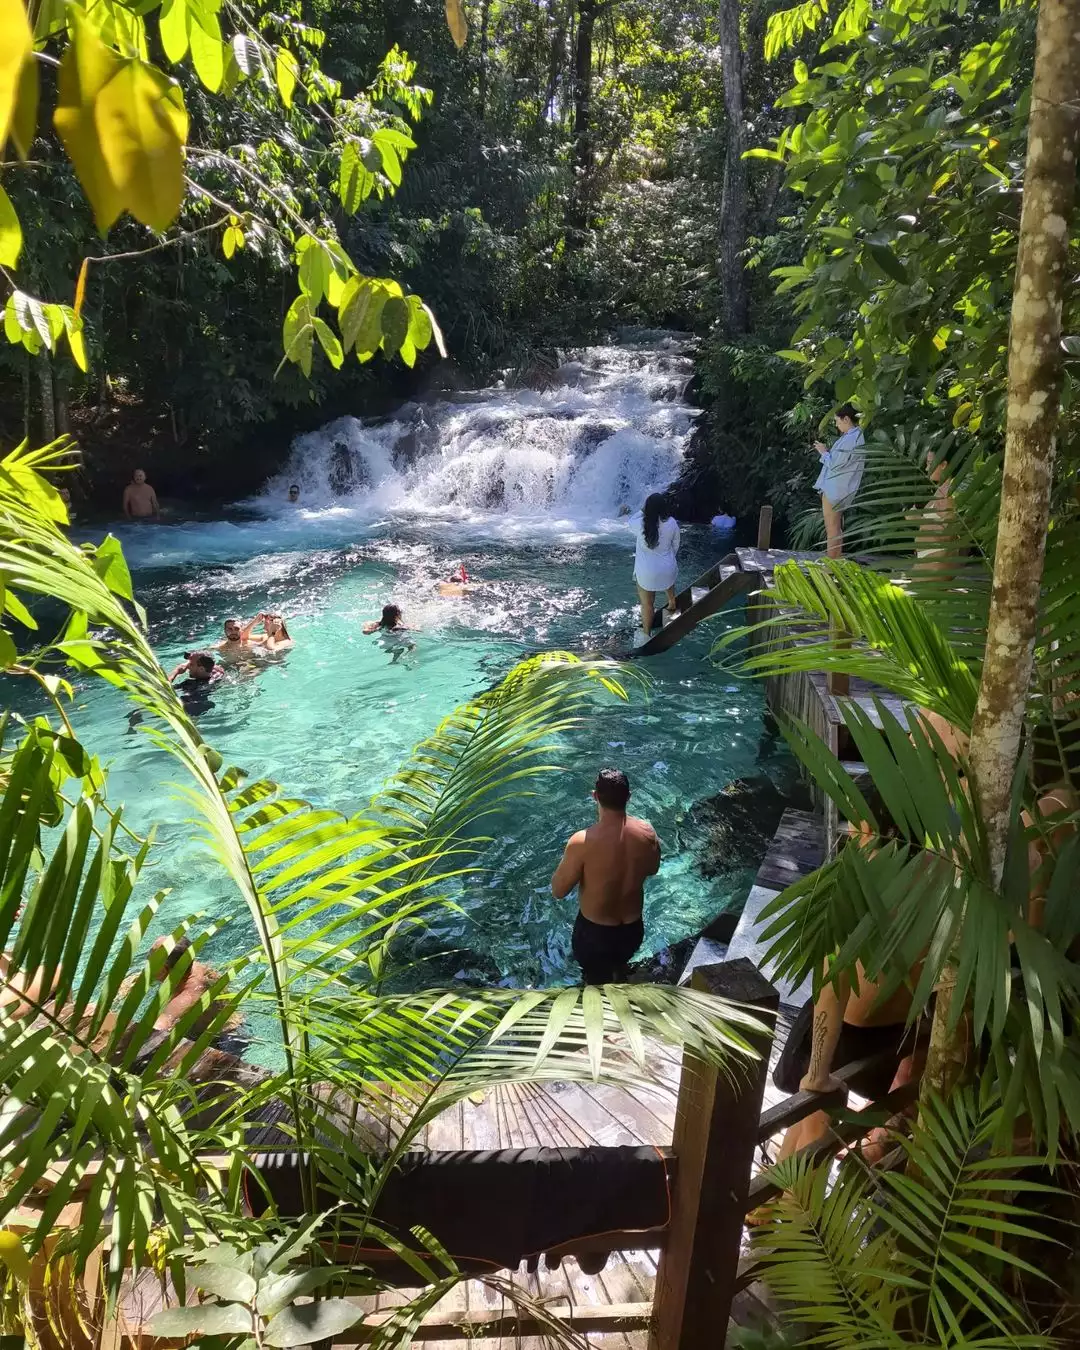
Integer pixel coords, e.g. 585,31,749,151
49,338,796,991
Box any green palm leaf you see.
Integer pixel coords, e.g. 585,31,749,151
753,1088,1059,1350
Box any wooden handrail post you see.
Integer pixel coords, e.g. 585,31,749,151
756,504,773,551
649,958,778,1350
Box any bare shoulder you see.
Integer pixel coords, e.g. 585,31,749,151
628,815,658,841
567,828,588,848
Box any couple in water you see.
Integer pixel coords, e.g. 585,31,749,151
360,565,471,663
165,614,293,710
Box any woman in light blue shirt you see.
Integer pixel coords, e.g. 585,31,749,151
813,403,865,558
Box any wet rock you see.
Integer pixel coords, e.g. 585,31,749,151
679,774,812,881
328,442,357,495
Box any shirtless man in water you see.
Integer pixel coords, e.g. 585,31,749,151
122,468,159,519
551,768,661,984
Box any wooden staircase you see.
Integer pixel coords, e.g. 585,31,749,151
632,552,763,657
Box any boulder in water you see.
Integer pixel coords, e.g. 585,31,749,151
679,774,810,880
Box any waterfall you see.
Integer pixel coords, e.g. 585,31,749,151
261,335,697,522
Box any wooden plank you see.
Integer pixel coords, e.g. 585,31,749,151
634,568,761,657
650,960,778,1350
756,506,773,551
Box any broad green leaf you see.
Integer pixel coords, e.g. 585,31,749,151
297,239,330,306
380,295,409,353
0,630,16,669
151,1303,252,1336
264,1297,364,1348
866,242,909,285
0,185,21,268
54,18,127,232
312,317,343,369
188,10,224,92
371,129,402,186
9,50,37,158
158,0,189,63
406,294,432,350
187,1262,257,1304
399,334,416,367
0,0,32,154
275,46,299,108
91,535,134,601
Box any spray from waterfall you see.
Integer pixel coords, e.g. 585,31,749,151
261,336,698,522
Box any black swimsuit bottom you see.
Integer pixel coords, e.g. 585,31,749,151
571,912,645,986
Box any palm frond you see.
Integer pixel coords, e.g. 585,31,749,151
752,1088,1058,1350
714,559,980,732
0,729,257,1293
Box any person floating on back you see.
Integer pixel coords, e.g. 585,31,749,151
813,403,865,558
123,468,159,519
551,768,661,985
629,493,680,648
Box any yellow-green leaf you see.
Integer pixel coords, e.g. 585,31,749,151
3,296,19,343
422,302,447,358
189,10,224,92
54,20,126,231
0,0,32,154
9,44,37,157
222,224,236,258
312,317,343,369
339,279,386,355
64,313,88,371
380,295,409,353
406,294,432,351
399,334,416,368
159,0,189,64
0,185,22,268
94,59,189,232
275,46,299,108
74,257,89,316
445,0,467,48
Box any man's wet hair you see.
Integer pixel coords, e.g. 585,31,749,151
189,651,216,675
594,767,631,811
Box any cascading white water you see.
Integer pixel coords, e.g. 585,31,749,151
261,334,696,522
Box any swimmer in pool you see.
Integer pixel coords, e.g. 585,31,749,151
287,484,300,504
438,563,472,598
363,604,416,662
214,616,262,663
248,612,294,652
166,651,223,714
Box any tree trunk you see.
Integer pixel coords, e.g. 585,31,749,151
21,352,31,443
717,0,749,335
568,0,597,237
478,0,490,118
37,354,56,444
920,0,1080,1103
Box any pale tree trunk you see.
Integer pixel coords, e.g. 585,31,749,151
920,0,1080,1103
718,0,749,335
37,353,56,444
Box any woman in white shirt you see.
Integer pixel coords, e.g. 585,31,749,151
631,493,680,644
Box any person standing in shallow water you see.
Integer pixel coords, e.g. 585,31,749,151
813,403,865,558
551,768,661,984
630,493,680,646
123,468,159,519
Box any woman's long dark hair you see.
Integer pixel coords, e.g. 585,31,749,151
266,614,291,639
642,493,670,549
380,604,403,630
